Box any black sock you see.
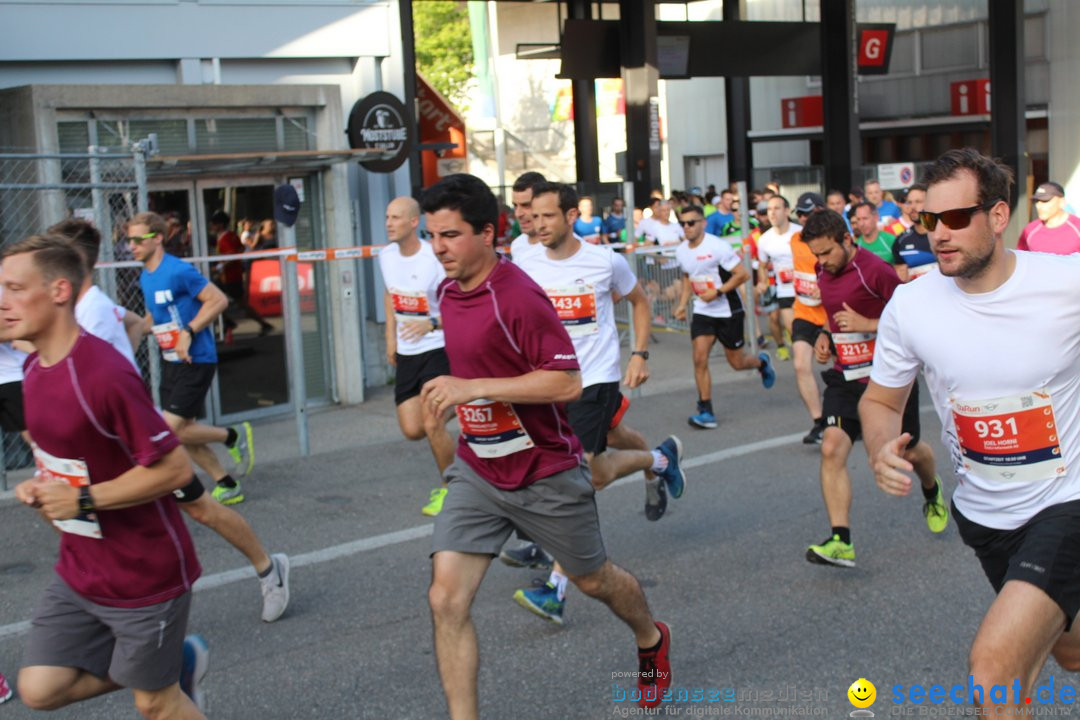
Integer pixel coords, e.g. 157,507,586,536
697,399,714,415
638,624,664,653
921,479,940,500
814,416,824,427
218,475,237,489
225,427,238,447
257,561,274,579
832,526,851,545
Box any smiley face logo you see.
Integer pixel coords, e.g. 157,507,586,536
848,678,876,709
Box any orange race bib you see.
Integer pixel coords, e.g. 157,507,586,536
34,446,102,539
545,285,598,338
151,320,180,362
951,389,1066,485
456,400,534,458
775,264,795,285
390,287,431,321
689,274,718,297
833,332,876,381
793,271,820,306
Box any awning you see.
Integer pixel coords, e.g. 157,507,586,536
146,148,393,178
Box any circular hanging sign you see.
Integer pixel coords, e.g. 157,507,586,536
347,91,413,173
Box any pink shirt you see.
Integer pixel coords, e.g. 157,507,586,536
438,258,583,490
817,247,901,383
25,332,200,608
1017,215,1080,255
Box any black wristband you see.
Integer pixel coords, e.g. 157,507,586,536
78,485,95,513
183,324,196,336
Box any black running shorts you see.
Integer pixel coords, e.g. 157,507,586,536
159,362,216,420
821,369,920,447
394,348,451,406
690,312,746,350
567,382,623,456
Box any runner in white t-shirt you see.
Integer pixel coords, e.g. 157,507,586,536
755,196,802,360
508,171,547,265
672,204,775,429
635,201,684,247
509,181,686,625
860,149,1080,714
379,197,455,517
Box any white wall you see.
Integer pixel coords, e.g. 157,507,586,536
662,77,728,191
1049,0,1080,205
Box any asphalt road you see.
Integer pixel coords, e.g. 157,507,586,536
0,334,1072,719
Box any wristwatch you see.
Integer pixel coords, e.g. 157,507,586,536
631,350,649,360
182,324,196,336
430,317,440,331
78,485,95,513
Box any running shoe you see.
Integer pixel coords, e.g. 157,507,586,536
688,410,717,429
802,418,825,445
776,345,791,361
260,553,291,623
211,481,244,506
923,477,949,534
654,436,685,499
806,535,856,568
637,621,672,709
0,671,12,705
499,543,553,569
645,479,667,522
756,335,769,349
758,352,776,389
512,580,564,625
421,487,448,517
180,634,210,712
227,421,255,477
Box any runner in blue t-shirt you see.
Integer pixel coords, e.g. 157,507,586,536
890,183,937,282
573,197,604,243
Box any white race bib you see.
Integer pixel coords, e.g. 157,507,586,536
689,274,719,297
34,446,102,539
545,285,599,338
456,400,535,458
833,332,876,381
793,271,821,306
390,287,431,323
151,320,180,362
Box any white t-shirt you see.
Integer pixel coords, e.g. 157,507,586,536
377,240,446,356
517,241,638,388
0,343,26,386
871,251,1080,530
674,234,744,318
509,233,543,265
757,223,803,298
635,217,684,246
76,285,138,371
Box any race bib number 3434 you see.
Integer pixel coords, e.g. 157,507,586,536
951,389,1066,485
546,285,598,338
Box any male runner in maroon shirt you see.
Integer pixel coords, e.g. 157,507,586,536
6,235,204,719
420,174,671,716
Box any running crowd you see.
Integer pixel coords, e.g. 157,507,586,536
3,147,1080,719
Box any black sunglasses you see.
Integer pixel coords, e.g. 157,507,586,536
679,219,700,227
918,201,1000,232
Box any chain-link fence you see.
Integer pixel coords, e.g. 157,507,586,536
0,146,147,488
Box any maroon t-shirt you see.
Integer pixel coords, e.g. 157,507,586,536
817,246,901,383
24,332,201,608
1017,216,1080,255
437,258,583,490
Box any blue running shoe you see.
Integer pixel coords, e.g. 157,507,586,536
758,352,776,389
688,410,717,429
513,580,565,625
655,436,686,499
180,634,209,712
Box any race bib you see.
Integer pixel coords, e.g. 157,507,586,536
456,400,534,458
390,287,430,322
793,271,820,306
908,262,938,280
775,264,795,285
152,320,180,363
34,446,102,539
951,389,1065,485
546,285,598,338
689,274,719,297
833,332,876,380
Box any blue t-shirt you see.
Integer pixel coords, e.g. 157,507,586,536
603,213,626,242
891,227,936,270
706,211,734,236
140,253,217,364
877,200,901,221
573,216,604,240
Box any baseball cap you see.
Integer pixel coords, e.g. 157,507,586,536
795,192,825,215
711,195,721,205
1032,182,1065,202
690,186,702,197
274,184,301,227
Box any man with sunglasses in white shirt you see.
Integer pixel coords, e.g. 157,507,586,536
860,148,1080,714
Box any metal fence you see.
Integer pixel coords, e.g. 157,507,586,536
0,146,149,487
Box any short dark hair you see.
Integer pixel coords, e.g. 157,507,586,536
419,173,498,234
907,182,928,194
680,204,705,219
769,194,790,209
512,171,547,194
921,148,1014,206
210,210,230,228
801,210,849,246
826,189,846,200
720,189,734,198
48,218,102,270
532,182,579,214
853,201,877,215
2,233,87,302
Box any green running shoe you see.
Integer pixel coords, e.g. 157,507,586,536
923,476,949,534
513,580,565,625
212,481,245,506
422,487,448,517
806,534,855,568
227,421,255,477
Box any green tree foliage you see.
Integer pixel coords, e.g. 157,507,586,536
413,2,474,110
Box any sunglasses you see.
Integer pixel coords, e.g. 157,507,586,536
918,201,999,232
679,219,700,227
127,232,158,245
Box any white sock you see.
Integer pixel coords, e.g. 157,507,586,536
549,570,568,601
650,450,668,473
